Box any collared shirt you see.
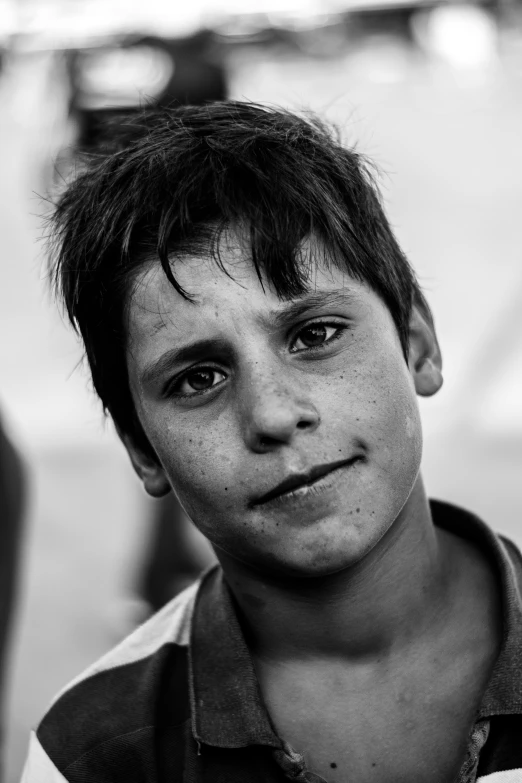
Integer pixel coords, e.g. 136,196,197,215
21,500,522,783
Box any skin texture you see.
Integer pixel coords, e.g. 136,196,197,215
123,236,500,782
125,238,441,578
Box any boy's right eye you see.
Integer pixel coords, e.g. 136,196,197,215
168,367,227,398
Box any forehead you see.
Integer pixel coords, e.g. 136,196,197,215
126,240,363,347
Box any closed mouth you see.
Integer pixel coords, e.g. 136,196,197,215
251,457,361,507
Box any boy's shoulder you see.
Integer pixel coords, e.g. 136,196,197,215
24,579,201,783
21,506,522,783
497,531,522,582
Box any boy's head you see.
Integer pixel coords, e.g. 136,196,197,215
50,102,442,576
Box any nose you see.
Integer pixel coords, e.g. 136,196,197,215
240,370,320,453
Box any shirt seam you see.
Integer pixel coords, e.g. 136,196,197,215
61,724,160,774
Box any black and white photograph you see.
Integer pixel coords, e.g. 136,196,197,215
0,0,521,781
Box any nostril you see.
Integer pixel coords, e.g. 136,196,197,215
259,435,278,449
296,420,311,430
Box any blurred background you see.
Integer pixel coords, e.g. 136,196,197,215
0,0,521,780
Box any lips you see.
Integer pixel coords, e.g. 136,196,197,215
251,457,359,507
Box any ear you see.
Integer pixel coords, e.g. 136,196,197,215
120,432,171,498
408,306,443,397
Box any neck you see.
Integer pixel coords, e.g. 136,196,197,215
218,481,456,663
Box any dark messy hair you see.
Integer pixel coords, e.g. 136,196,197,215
49,101,432,454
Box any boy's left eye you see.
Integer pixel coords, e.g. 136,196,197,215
291,322,344,352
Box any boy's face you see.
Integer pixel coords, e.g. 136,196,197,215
125,236,441,576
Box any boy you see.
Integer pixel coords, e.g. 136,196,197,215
22,103,521,783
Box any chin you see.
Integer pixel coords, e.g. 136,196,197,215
261,531,381,579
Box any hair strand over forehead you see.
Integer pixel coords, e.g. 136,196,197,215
48,101,432,452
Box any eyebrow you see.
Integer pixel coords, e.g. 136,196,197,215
140,290,356,387
259,290,357,332
140,338,230,388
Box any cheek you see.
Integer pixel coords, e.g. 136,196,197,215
328,347,422,470
366,360,423,477
147,416,242,529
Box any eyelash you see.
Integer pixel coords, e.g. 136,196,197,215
166,366,226,400
166,320,348,399
290,320,347,354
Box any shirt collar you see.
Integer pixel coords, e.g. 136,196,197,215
189,566,281,749
431,500,522,717
189,501,522,749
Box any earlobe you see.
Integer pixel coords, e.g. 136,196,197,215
408,307,443,398
120,433,171,498
414,357,443,397
141,469,171,499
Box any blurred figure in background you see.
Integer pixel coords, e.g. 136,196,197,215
135,31,226,614
0,416,26,783
130,30,228,107
67,29,228,153
139,496,215,613
62,29,227,617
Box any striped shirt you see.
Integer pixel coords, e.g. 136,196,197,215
21,500,522,782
